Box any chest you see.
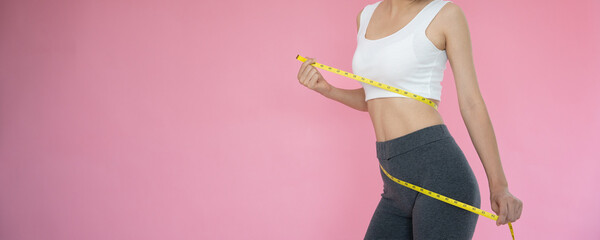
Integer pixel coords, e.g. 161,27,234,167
365,9,446,51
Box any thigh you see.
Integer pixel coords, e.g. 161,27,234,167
411,193,480,240
411,138,481,239
364,197,413,240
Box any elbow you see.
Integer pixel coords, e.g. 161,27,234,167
458,93,486,113
355,104,368,112
359,89,368,112
361,102,369,112
459,99,485,114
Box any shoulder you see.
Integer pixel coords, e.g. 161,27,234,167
357,2,379,31
439,1,464,14
356,7,364,32
437,2,468,26
357,7,364,24
436,2,469,35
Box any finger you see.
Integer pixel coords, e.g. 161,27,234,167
305,57,315,68
300,65,314,85
308,74,318,89
516,201,523,220
309,58,317,68
491,198,499,213
505,201,511,224
298,57,308,77
307,71,318,88
299,58,312,80
505,201,514,223
510,200,519,222
496,201,508,226
299,57,313,78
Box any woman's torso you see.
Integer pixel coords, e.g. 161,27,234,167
361,0,448,142
368,98,443,142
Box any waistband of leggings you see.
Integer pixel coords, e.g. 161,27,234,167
376,124,451,160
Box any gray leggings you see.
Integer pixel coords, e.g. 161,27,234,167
364,124,481,240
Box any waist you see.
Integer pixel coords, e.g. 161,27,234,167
375,123,452,160
367,97,444,142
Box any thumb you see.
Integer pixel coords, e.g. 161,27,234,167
496,201,508,226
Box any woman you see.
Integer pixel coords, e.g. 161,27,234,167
297,0,522,239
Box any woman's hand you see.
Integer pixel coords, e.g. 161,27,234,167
490,186,523,226
297,57,332,95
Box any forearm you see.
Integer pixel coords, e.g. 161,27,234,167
320,85,368,112
460,102,508,191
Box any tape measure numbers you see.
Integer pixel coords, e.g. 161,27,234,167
295,54,438,110
296,54,515,240
380,165,515,240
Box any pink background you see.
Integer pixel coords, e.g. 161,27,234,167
1,0,599,239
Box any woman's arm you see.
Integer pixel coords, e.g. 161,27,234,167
297,8,370,112
320,87,368,112
296,56,368,112
316,7,369,112
441,3,523,226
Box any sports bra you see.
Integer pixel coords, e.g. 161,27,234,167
352,0,450,102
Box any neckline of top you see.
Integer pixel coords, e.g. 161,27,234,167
363,0,438,42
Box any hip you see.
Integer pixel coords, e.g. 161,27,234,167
375,124,480,209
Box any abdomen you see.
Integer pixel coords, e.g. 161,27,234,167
367,97,444,142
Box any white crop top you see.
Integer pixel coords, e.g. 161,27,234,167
352,0,450,102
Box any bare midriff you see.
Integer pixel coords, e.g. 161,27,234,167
367,97,444,143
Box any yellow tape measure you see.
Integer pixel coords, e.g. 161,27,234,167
295,54,438,110
379,164,515,239
296,54,515,239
